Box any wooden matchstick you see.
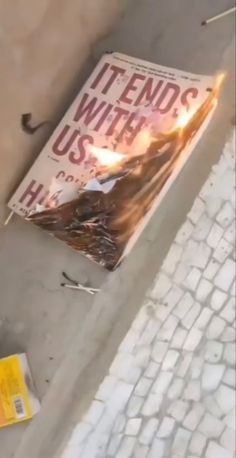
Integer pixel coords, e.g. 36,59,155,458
202,6,236,25
4,211,14,226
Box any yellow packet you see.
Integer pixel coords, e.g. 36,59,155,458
0,354,40,428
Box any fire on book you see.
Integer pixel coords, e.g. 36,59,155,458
8,52,225,269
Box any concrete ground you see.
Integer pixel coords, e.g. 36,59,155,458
0,219,106,456
0,0,235,457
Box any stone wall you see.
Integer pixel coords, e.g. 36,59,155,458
0,0,129,222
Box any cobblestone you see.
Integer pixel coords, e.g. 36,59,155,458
62,132,236,458
202,363,225,391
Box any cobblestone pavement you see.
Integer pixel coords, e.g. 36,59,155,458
63,131,235,458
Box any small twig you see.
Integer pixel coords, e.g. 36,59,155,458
202,6,236,25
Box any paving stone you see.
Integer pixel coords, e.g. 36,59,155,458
198,412,224,438
163,285,184,309
195,307,214,330
189,431,207,455
176,220,194,244
177,353,193,377
192,242,212,269
134,345,151,368
185,267,202,291
216,169,235,200
184,380,201,401
133,444,149,458
181,303,201,329
174,262,190,283
206,440,234,458
220,298,235,323
162,350,180,370
95,376,117,403
171,427,191,456
224,343,236,366
110,353,141,384
210,289,228,311
152,371,173,394
188,198,205,224
202,363,225,391
107,434,122,456
152,341,169,364
168,400,189,421
183,403,204,431
134,377,152,397
231,279,236,295
205,395,223,418
163,243,183,275
204,341,223,363
157,315,179,341
204,259,220,280
214,259,236,291
127,396,144,418
213,238,233,263
69,422,92,446
113,414,126,433
223,409,236,430
221,326,235,342
116,436,136,458
83,400,105,426
119,329,140,353
215,385,236,414
207,316,226,339
196,278,213,302
173,292,194,319
125,418,142,436
223,369,236,388
190,356,204,379
171,327,188,349
139,319,161,346
157,417,175,438
168,377,184,400
220,427,235,452
144,361,160,379
183,328,203,351
109,381,134,413
80,432,108,458
132,307,149,334
139,418,159,445
149,438,165,458
150,273,171,300
193,214,212,241
155,304,171,321
63,445,83,458
96,409,116,435
207,222,224,248
224,221,235,244
141,393,163,416
216,202,235,228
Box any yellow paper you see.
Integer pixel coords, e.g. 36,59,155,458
0,355,35,428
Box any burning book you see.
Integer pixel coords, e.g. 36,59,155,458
8,53,224,269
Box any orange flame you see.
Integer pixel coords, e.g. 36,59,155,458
88,144,125,167
176,107,199,129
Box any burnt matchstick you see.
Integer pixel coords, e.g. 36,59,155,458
61,282,100,294
201,6,236,25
